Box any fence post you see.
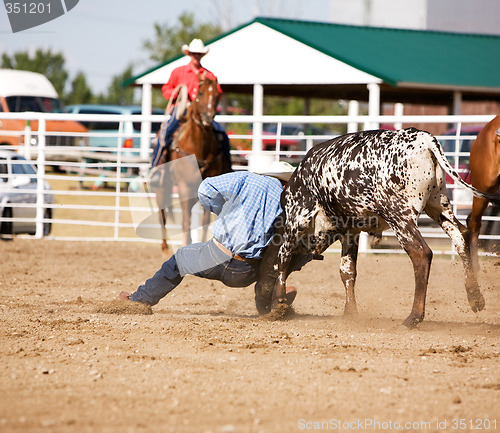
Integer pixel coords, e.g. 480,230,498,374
394,103,404,129
347,101,359,133
23,120,32,160
249,83,269,171
141,83,153,161
114,138,122,240
367,82,380,130
35,117,46,239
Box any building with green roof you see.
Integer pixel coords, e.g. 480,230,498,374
128,17,500,151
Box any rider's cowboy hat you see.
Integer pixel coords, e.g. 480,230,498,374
182,39,209,56
255,160,295,182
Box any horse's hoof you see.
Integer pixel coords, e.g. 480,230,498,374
467,290,485,312
343,303,358,316
270,291,297,310
402,314,423,329
161,245,173,258
285,288,297,307
266,302,290,320
255,295,271,315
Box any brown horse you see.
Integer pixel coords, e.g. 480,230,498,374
467,115,500,270
154,75,231,256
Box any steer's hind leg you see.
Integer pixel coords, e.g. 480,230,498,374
340,233,359,316
390,218,433,328
425,195,485,313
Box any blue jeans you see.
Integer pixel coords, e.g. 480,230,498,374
130,239,258,306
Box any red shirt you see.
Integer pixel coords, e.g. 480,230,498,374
162,63,222,101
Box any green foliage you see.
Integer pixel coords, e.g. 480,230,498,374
96,65,137,105
65,71,95,105
142,12,222,64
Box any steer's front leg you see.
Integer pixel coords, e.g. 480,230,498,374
271,251,293,310
254,216,284,314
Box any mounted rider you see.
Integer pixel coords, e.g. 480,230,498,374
151,38,232,169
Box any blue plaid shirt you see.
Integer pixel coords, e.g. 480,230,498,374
198,171,283,259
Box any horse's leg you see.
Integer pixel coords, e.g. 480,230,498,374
468,175,500,273
468,116,500,271
159,209,172,257
179,194,198,246
467,196,490,273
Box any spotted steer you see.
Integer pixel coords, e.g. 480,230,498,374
255,128,500,328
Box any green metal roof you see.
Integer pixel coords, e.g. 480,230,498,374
128,17,500,92
254,17,500,89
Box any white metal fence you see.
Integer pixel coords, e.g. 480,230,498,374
0,112,498,256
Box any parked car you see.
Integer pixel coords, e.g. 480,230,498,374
0,69,88,160
228,123,337,165
261,123,336,151
66,104,164,156
0,149,53,236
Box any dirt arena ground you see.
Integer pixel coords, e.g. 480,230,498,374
1,239,499,433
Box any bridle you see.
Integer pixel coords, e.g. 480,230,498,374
172,78,222,175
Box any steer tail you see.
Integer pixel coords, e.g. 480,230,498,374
428,134,500,205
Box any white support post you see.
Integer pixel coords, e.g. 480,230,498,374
35,117,46,239
394,103,404,130
23,121,32,160
140,83,153,161
363,83,381,254
347,100,359,133
367,82,380,130
249,83,271,171
452,91,462,115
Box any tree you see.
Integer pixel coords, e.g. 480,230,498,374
1,49,68,96
65,71,94,105
142,12,223,108
142,12,222,64
97,65,137,105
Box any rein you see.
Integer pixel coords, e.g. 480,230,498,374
171,83,222,175
165,84,188,119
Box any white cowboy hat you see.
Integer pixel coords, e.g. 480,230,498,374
254,160,295,182
182,39,209,56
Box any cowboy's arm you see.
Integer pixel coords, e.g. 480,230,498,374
198,178,226,215
162,68,182,100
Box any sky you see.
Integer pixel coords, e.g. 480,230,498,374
0,0,331,94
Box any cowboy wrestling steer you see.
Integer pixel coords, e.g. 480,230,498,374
255,128,500,328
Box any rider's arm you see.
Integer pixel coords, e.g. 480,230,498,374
162,68,181,100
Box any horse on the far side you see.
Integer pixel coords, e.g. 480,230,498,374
152,75,232,256
467,115,500,270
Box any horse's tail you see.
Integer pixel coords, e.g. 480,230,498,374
426,132,500,205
